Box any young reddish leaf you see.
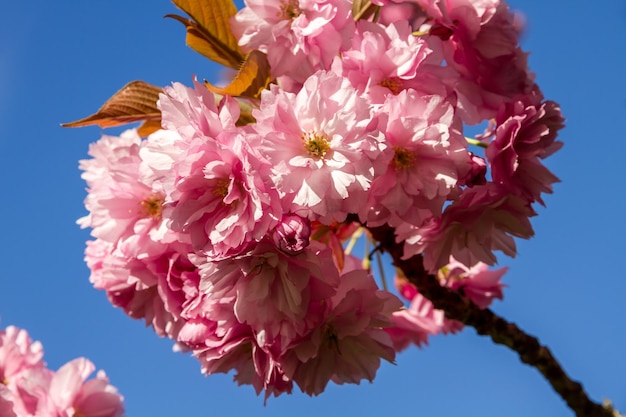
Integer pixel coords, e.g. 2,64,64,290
205,50,271,99
352,0,378,21
236,103,256,126
168,0,244,69
62,81,162,129
137,119,163,137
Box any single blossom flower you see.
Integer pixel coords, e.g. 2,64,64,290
284,265,402,395
48,358,124,417
158,81,282,258
365,89,470,228
198,240,340,345
398,183,536,271
333,20,439,103
231,0,355,84
0,327,124,417
254,70,386,224
486,99,565,205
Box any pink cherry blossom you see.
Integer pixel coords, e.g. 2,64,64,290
254,71,386,223
72,0,565,401
365,89,470,227
399,183,536,271
198,240,339,345
0,385,16,417
6,367,52,417
178,315,295,401
48,358,124,417
0,327,124,417
231,0,355,84
486,100,565,205
0,326,44,386
78,129,178,260
439,257,507,309
85,239,196,339
386,292,445,351
166,134,280,257
159,79,240,141
388,256,507,350
158,81,281,257
285,267,402,395
333,20,439,103
413,0,534,123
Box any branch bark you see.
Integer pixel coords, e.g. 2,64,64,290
364,221,616,417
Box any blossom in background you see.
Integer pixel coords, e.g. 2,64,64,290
0,326,124,417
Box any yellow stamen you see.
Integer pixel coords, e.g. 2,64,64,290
140,193,165,219
380,77,404,95
302,131,331,159
213,178,231,198
279,0,302,20
326,326,341,355
392,147,415,170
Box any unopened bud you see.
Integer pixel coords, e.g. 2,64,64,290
463,152,487,187
272,213,311,255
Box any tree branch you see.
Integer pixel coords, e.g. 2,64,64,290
364,222,617,417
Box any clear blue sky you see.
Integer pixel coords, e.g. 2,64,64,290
1,1,625,416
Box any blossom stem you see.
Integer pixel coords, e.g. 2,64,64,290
465,137,488,148
374,249,388,292
358,217,618,417
344,227,363,255
372,6,381,23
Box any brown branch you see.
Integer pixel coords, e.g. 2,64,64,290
364,221,616,417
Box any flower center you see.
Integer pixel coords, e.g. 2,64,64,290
392,147,415,170
380,77,404,95
280,0,302,20
140,193,165,219
325,325,341,354
213,178,231,198
429,22,456,41
302,131,331,159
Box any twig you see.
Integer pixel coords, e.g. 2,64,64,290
363,221,617,417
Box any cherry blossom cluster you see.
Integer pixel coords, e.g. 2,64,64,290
0,326,124,417
78,0,564,399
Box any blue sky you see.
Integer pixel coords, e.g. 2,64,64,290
1,1,625,416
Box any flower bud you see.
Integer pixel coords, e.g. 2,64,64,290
272,214,311,255
463,152,487,187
